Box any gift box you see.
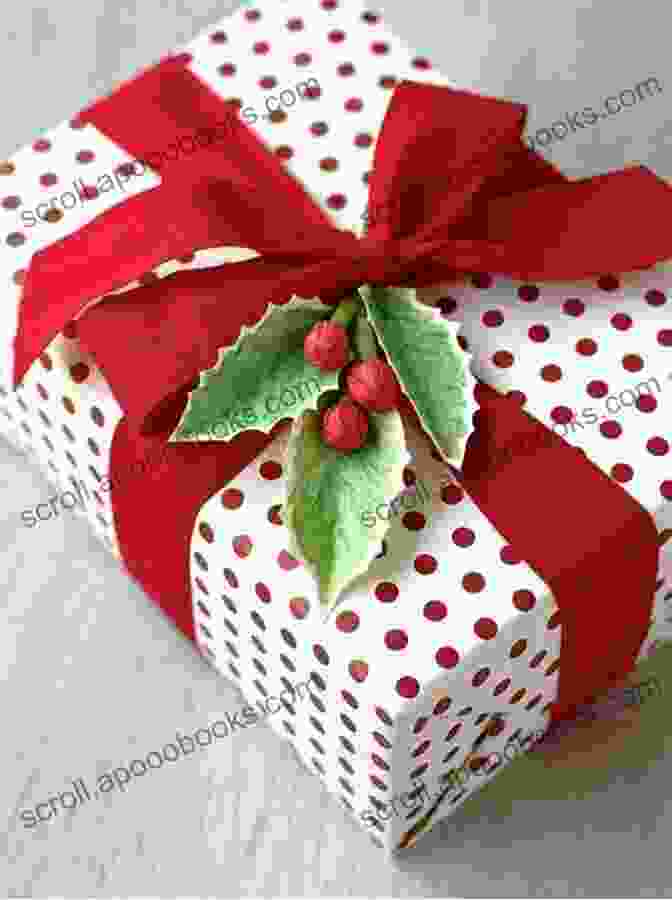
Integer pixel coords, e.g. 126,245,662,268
1,0,671,855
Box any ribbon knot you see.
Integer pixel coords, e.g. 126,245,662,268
351,232,406,286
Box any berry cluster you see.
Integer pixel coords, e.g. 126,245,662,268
303,296,401,452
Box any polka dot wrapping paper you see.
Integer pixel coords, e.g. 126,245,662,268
1,0,671,855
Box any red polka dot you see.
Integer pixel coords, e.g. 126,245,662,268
259,76,277,89
354,133,373,148
327,193,346,209
645,289,666,307
370,41,389,54
385,629,408,650
472,273,493,289
563,298,585,317
402,511,426,531
1,195,20,210
218,63,236,77
245,8,261,20
551,406,574,425
576,338,597,356
233,535,253,558
277,550,300,570
294,52,312,66
423,601,447,621
482,310,504,327
336,610,359,633
441,484,464,505
474,618,498,639
438,297,458,316
69,363,90,384
528,324,549,342
415,554,437,575
513,589,536,611
611,464,633,483
396,676,419,698
507,390,527,406
493,350,514,368
275,145,294,161
541,364,562,382
500,545,521,564
611,313,632,331
221,488,244,509
518,284,540,302
587,380,608,398
321,0,337,8
75,150,95,164
636,394,657,413
198,522,214,543
378,75,397,89
328,29,346,42
660,481,672,501
349,659,369,682
462,572,485,592
412,56,431,70
33,139,51,152
436,646,459,669
255,582,271,603
253,41,270,54
338,62,355,76
452,527,475,547
647,437,669,456
286,17,303,30
600,421,622,439
289,596,309,619
598,274,620,291
375,582,398,603
344,97,363,112
210,30,228,42
658,329,672,347
622,354,643,372
260,460,282,479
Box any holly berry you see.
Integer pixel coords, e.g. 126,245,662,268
346,358,400,411
322,398,369,451
304,321,349,371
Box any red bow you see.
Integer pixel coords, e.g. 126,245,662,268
14,59,663,722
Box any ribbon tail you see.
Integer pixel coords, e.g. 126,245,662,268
461,384,657,723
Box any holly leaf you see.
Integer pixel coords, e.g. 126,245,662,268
284,410,410,615
171,297,342,443
360,284,472,465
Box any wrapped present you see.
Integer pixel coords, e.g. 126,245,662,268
1,0,671,855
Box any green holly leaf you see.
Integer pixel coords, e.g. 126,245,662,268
171,297,343,443
284,410,410,615
360,284,471,465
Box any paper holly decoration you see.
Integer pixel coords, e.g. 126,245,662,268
171,286,472,615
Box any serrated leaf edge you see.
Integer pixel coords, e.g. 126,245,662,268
169,295,335,444
361,284,475,467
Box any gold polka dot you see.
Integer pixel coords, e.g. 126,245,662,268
0,161,15,175
269,110,287,124
431,687,450,705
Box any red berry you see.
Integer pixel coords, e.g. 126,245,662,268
304,321,349,371
322,398,369,451
346,358,400,411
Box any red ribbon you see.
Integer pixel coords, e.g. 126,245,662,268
15,58,666,721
